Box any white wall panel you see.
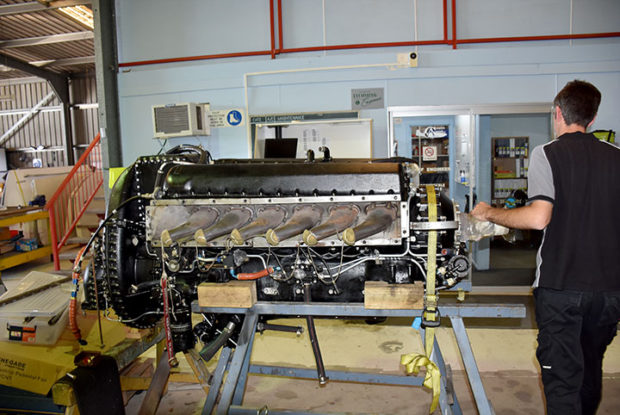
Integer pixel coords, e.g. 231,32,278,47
573,0,620,33
281,0,324,48
116,0,271,62
324,0,415,45
457,0,570,39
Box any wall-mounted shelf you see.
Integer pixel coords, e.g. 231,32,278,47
492,137,529,206
0,208,51,271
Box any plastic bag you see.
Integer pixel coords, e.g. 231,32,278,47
458,212,509,241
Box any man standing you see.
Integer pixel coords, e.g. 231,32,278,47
471,80,620,415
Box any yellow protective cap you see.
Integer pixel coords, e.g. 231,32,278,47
342,228,356,246
230,229,244,245
303,229,317,246
265,229,279,246
160,230,173,247
194,229,207,246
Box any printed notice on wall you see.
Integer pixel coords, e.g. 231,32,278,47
351,88,384,110
209,109,245,128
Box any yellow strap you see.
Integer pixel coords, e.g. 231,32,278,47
400,185,441,413
426,184,437,300
425,184,439,360
401,352,441,412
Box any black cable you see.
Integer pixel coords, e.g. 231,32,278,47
165,144,210,164
80,194,150,258
156,139,168,155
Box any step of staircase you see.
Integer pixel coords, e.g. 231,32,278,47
50,269,73,277
67,237,90,245
58,247,92,261
77,220,101,229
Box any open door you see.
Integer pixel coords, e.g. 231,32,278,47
388,103,552,290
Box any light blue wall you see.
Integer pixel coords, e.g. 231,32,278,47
114,0,620,165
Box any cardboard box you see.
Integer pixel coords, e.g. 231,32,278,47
15,238,38,252
0,241,15,254
0,227,11,241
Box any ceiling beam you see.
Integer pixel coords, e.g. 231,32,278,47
0,1,91,16
30,55,95,67
0,53,68,102
0,31,93,49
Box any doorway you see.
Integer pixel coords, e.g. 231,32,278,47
388,104,552,289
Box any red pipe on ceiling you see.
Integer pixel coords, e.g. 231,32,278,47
457,32,620,44
269,0,276,58
279,39,450,55
443,0,448,41
117,0,620,68
118,50,274,68
451,0,457,49
277,0,283,54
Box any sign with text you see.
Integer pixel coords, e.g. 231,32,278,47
250,111,358,124
422,145,438,161
351,88,384,110
209,109,245,128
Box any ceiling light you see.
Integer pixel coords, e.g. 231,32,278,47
58,5,94,30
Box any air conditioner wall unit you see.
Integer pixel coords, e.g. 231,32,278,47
152,103,210,138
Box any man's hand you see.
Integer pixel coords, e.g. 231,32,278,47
471,201,492,222
468,200,552,230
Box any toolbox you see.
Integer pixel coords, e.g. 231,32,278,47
0,271,71,345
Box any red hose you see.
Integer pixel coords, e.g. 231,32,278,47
161,275,178,367
70,245,88,345
237,267,274,280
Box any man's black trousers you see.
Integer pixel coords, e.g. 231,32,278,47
534,287,620,415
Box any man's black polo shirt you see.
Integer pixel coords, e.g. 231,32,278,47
528,132,620,291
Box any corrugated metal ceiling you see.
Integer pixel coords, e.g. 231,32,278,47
0,0,94,80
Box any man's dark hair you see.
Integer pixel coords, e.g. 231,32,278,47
553,80,601,127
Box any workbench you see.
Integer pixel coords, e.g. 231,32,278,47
192,301,526,415
0,206,52,271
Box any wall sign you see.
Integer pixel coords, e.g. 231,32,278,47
250,111,358,124
422,145,437,161
351,88,384,110
209,109,245,128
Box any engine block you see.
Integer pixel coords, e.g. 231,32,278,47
87,147,470,356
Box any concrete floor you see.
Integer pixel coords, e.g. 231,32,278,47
2,255,620,414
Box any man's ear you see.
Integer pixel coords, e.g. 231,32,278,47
555,106,563,121
587,116,597,128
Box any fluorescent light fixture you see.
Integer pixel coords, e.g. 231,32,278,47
58,6,94,30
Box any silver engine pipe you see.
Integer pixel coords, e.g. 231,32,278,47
266,205,323,246
342,204,397,246
303,205,359,246
195,207,252,245
230,206,286,245
161,207,219,247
